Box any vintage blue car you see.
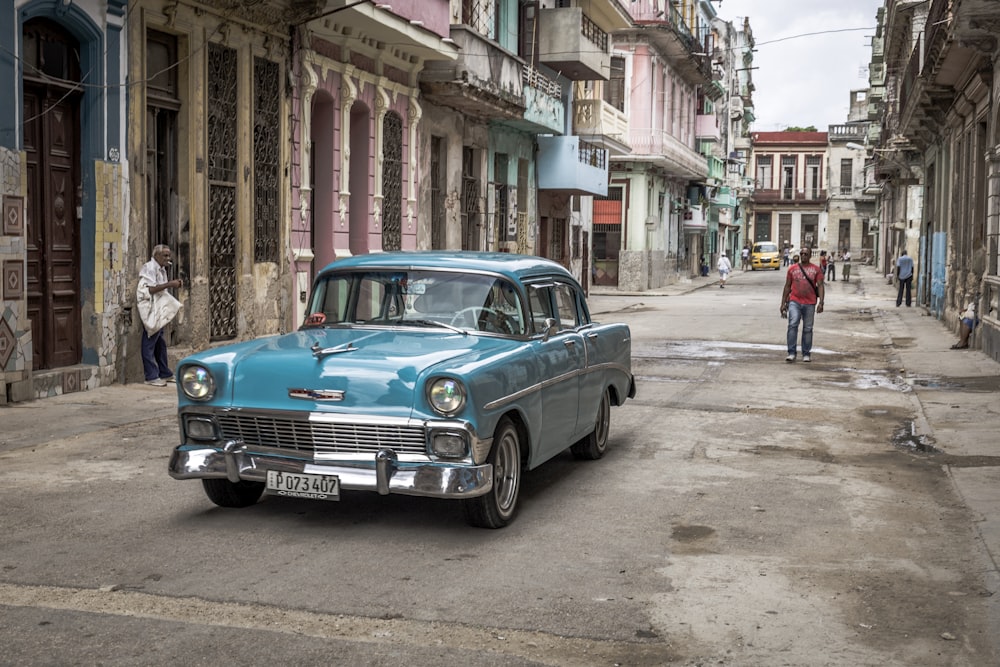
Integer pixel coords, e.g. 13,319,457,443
168,252,635,527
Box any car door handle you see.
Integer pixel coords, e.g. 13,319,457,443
586,332,599,339
563,340,576,348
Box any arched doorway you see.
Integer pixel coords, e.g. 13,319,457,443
22,17,82,370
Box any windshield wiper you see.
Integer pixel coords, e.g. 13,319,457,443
400,319,468,335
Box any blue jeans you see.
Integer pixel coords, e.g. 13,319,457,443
896,276,912,306
141,328,173,381
787,301,816,357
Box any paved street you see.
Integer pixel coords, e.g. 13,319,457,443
1,264,998,666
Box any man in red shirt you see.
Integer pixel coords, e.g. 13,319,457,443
779,247,825,363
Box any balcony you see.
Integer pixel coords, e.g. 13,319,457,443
828,124,868,141
682,203,707,232
751,188,827,205
574,96,630,155
420,25,525,121
695,114,720,142
518,67,565,134
893,0,1000,148
302,0,457,63
627,1,712,86
621,129,708,180
706,155,725,184
538,7,610,81
537,135,609,196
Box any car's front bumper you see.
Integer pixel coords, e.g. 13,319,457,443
169,440,493,499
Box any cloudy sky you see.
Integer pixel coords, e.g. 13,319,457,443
716,0,883,131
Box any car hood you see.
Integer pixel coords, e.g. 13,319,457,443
183,327,516,416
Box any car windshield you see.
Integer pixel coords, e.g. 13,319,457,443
755,243,778,253
304,270,527,336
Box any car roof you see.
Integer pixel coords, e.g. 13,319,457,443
317,251,577,284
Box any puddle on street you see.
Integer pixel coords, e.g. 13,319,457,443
891,420,939,454
907,374,1000,392
821,368,903,390
634,340,836,361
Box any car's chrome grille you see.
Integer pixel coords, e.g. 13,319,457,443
215,413,427,456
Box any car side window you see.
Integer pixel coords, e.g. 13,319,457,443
553,283,580,330
528,285,554,334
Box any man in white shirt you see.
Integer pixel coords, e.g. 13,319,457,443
138,245,183,386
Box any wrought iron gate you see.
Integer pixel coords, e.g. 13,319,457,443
207,43,237,340
382,111,402,251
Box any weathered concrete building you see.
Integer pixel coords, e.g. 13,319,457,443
749,132,829,254
873,0,1000,362
1,0,129,403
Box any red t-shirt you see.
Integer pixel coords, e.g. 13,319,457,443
788,262,824,305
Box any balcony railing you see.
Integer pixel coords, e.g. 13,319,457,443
524,66,561,101
752,188,827,204
924,0,948,64
580,140,607,170
581,13,608,51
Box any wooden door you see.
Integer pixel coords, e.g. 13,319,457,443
24,84,81,370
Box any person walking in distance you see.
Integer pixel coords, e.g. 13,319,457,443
717,252,733,288
779,247,825,363
826,251,836,282
741,244,750,271
137,244,183,386
841,248,852,281
895,249,914,307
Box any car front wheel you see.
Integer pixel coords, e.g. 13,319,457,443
463,417,522,528
572,389,611,460
201,478,265,508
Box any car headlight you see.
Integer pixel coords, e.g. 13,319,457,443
427,377,466,416
181,365,216,401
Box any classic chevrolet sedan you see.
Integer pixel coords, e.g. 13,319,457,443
168,252,635,527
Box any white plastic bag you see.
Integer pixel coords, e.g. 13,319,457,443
136,282,182,336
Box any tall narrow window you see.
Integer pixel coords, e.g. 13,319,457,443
493,153,510,244
207,42,238,341
253,56,280,263
781,156,796,199
381,111,403,251
606,56,626,112
461,146,480,251
778,214,792,248
145,30,180,269
430,136,445,249
755,155,772,190
840,158,853,195
806,155,822,199
755,212,772,242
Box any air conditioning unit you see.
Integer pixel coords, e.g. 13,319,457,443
729,96,744,119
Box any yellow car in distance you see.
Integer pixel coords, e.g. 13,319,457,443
751,242,781,270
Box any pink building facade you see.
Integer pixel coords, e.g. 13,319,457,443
289,2,457,325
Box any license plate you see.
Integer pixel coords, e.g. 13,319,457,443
266,470,340,501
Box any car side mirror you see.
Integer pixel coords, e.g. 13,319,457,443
542,317,559,341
